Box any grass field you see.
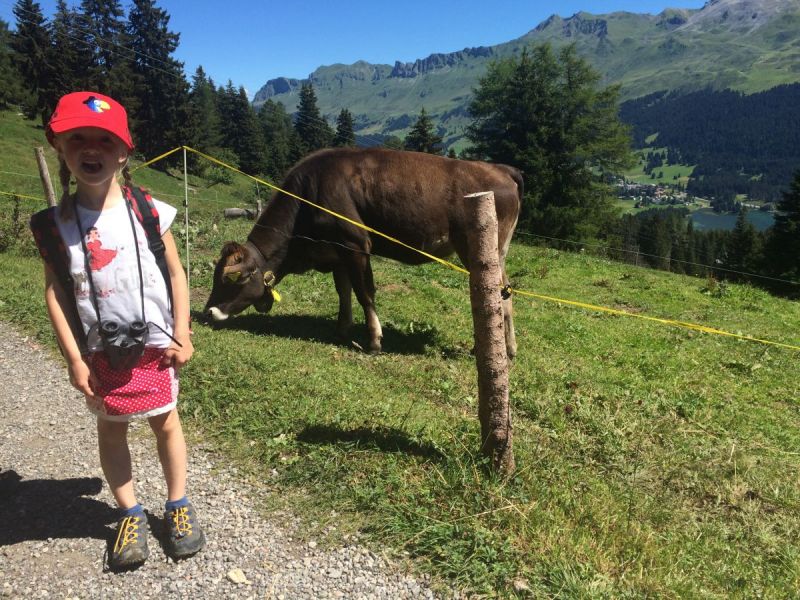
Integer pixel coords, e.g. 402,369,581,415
623,146,695,187
2,111,799,597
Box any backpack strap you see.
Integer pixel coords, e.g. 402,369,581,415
123,186,174,313
29,206,89,356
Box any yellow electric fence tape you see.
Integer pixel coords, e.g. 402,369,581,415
132,146,184,171
510,288,800,352
100,146,800,353
0,190,42,202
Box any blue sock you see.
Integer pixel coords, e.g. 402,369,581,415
165,496,189,512
120,503,145,517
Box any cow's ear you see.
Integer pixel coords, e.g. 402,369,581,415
219,241,258,284
220,241,247,264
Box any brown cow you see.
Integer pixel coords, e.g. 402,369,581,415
204,147,521,356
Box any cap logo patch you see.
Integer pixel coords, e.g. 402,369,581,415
83,96,111,113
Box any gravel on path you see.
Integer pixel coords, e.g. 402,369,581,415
0,320,453,599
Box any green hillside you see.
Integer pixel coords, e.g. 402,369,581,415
2,108,799,596
254,0,800,148
0,110,266,222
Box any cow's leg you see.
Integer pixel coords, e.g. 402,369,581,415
347,254,382,354
333,265,353,341
498,224,518,360
501,266,517,360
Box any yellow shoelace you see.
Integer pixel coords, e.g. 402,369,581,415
113,515,142,554
170,506,193,537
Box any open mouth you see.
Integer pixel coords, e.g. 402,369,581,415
81,161,103,174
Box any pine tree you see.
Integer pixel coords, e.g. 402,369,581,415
11,0,53,123
216,81,242,153
381,135,404,150
726,207,760,281
182,66,223,175
685,218,698,275
638,213,671,270
50,0,92,95
259,99,300,181
765,170,800,282
466,43,632,241
670,219,687,274
294,82,332,154
216,81,237,148
0,18,27,108
404,107,443,154
232,86,267,175
214,82,268,175
78,0,135,102
127,0,190,160
333,108,356,147
187,66,222,152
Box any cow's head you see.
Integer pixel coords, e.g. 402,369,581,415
204,241,278,322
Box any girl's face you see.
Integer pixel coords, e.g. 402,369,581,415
54,127,129,188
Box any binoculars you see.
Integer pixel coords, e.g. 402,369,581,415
98,320,149,370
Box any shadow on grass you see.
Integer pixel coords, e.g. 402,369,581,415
0,469,116,545
296,424,444,460
193,311,440,356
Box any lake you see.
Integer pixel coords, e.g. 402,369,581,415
690,208,775,231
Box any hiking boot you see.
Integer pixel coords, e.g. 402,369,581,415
109,513,149,568
164,502,205,559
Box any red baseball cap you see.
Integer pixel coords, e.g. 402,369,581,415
47,91,134,151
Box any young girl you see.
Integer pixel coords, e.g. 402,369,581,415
36,91,205,568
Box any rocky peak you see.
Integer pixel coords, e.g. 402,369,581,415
680,0,796,33
533,14,561,32
561,13,609,38
389,47,493,78
656,8,691,28
252,77,301,103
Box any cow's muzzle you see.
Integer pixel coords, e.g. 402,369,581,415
206,306,229,322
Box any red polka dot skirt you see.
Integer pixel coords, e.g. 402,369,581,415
88,348,178,421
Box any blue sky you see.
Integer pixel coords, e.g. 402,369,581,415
1,0,706,97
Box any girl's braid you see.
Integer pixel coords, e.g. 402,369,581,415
122,164,133,190
57,156,74,221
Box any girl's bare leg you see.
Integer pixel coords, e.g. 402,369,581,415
148,408,187,502
96,418,138,509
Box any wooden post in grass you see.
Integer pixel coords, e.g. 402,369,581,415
464,191,515,475
34,147,56,207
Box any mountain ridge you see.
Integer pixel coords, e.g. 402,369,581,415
253,0,800,147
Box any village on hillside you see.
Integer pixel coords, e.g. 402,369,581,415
614,178,776,214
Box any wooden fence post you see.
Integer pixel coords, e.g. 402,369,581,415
34,147,56,207
464,191,515,475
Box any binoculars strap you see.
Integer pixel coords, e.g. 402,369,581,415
74,197,147,333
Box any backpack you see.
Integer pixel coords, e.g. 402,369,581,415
29,186,172,355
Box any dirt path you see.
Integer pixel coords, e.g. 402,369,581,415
0,320,447,599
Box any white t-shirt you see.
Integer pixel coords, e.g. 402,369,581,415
56,198,178,351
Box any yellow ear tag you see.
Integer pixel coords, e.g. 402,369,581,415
271,288,282,302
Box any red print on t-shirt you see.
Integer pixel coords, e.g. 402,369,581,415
85,227,118,271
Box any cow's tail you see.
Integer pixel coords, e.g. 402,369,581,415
507,165,524,207
491,164,523,270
